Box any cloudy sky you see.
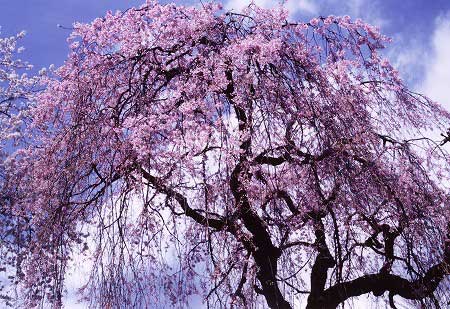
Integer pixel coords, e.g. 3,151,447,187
1,0,449,307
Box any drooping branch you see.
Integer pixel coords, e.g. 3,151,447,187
139,167,227,230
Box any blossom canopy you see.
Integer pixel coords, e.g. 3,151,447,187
1,1,450,308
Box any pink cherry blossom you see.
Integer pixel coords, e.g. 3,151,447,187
1,2,450,308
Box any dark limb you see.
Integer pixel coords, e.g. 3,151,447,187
306,213,336,309
230,144,292,309
314,224,450,308
140,167,227,230
226,68,291,309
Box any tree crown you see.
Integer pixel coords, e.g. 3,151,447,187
1,1,450,308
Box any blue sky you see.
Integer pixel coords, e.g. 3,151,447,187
1,0,449,307
0,0,143,69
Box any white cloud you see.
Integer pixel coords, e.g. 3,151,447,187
224,0,318,17
386,35,426,85
347,0,365,17
285,0,317,15
223,0,389,26
421,13,450,110
324,0,386,27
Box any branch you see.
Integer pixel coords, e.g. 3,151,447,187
318,224,450,308
225,67,291,308
280,240,315,250
276,190,299,215
252,146,335,167
139,167,227,230
306,215,336,308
